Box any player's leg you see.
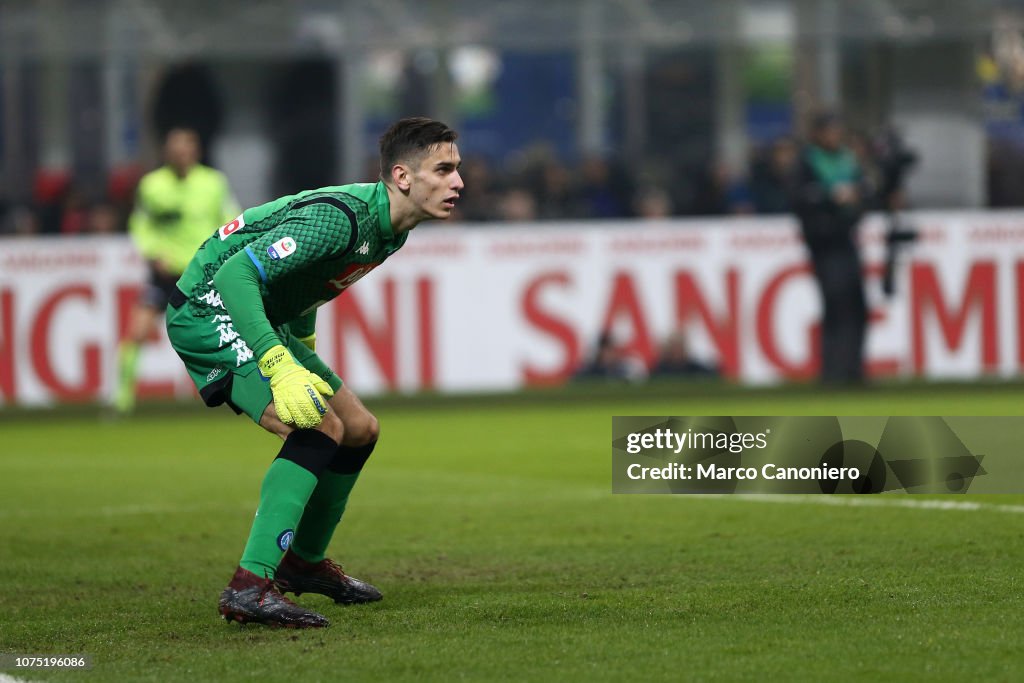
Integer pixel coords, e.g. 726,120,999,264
280,339,378,560
114,267,175,413
218,382,343,628
166,312,337,627
276,345,382,603
113,303,157,412
276,392,383,603
288,386,378,564
236,401,343,578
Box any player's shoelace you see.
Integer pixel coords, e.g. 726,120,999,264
320,559,348,579
255,577,293,608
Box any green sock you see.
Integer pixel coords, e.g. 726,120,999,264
114,342,139,412
290,470,361,563
239,459,320,578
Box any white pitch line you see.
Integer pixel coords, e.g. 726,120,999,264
712,493,1024,514
3,491,1024,521
0,501,252,520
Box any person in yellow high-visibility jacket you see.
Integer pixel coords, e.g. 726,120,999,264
114,127,239,413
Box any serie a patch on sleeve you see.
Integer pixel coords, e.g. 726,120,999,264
268,237,297,260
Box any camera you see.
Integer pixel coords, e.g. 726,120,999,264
873,128,919,204
872,129,920,297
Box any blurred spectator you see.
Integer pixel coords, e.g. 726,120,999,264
578,156,634,219
792,112,870,384
0,203,41,236
87,202,123,235
59,185,91,235
535,158,580,219
689,160,753,216
986,140,1024,207
496,187,539,221
452,157,500,222
573,331,647,382
4,125,944,231
750,136,799,214
114,127,239,414
633,187,674,219
12,207,41,236
650,329,719,379
33,168,72,234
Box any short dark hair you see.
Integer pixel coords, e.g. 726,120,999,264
164,126,199,142
379,117,458,180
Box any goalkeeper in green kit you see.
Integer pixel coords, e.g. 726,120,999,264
166,118,463,628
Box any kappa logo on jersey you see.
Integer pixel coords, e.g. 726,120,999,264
218,214,245,240
356,241,370,255
267,237,297,260
327,263,381,292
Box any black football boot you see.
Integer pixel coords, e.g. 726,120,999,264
275,550,383,604
218,567,330,628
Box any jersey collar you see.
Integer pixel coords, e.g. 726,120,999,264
375,181,394,239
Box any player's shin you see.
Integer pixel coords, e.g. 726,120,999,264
238,430,338,578
113,341,140,412
290,440,377,563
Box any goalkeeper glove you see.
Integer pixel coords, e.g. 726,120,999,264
296,333,316,352
257,344,334,428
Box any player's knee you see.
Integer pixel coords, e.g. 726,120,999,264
277,429,339,478
316,410,344,445
363,414,380,443
345,412,379,446
330,421,378,474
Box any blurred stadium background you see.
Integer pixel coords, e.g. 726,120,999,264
4,3,1024,680
4,0,1024,404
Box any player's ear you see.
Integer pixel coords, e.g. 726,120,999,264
391,163,411,192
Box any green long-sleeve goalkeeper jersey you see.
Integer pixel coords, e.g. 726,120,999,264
175,181,407,359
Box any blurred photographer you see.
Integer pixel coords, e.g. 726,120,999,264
793,112,872,384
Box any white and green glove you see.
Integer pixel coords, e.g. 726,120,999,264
257,344,334,428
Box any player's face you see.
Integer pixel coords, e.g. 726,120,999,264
165,129,201,171
817,123,844,151
408,143,464,220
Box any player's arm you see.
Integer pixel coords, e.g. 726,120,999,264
289,310,318,351
214,203,356,426
215,201,355,355
216,197,354,347
212,255,280,359
213,253,333,427
284,309,340,394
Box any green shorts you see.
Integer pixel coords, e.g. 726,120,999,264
165,300,343,423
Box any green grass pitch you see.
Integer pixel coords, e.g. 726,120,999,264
2,382,1023,682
